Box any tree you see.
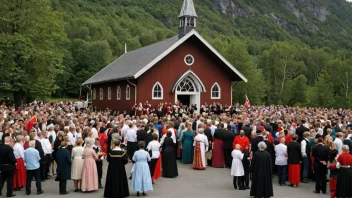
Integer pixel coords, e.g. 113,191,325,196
308,70,335,108
0,0,67,106
283,74,307,106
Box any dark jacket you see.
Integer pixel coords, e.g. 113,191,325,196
296,126,309,143
55,147,72,181
35,139,44,159
0,144,16,172
312,144,329,167
242,125,252,140
136,130,147,142
287,141,301,164
251,136,264,153
222,130,235,150
204,128,212,151
214,129,224,140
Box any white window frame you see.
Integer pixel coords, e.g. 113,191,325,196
116,86,121,100
152,82,163,100
93,88,96,100
107,87,111,100
126,85,130,100
211,82,221,99
99,87,103,100
184,54,194,66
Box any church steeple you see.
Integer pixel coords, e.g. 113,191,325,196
178,0,197,38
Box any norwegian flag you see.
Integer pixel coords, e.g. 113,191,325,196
244,94,251,108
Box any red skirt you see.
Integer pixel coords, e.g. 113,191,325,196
192,142,205,170
329,178,337,191
152,156,161,180
288,164,300,185
212,139,225,168
13,158,26,189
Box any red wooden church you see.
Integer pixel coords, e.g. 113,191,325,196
83,0,247,112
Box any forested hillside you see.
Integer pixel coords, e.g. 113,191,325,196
1,0,352,108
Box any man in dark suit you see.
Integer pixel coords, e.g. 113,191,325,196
55,141,72,195
312,138,329,194
0,139,17,197
295,120,309,143
204,122,213,165
222,125,235,168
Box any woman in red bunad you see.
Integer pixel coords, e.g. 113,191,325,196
335,145,352,198
192,128,209,170
13,136,26,191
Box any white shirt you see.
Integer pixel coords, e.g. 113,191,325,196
301,138,308,157
147,140,161,159
91,127,98,139
13,143,25,160
334,138,343,154
316,128,323,136
275,143,287,166
193,133,209,151
67,132,76,146
121,124,129,138
48,130,56,143
40,138,53,154
126,128,137,142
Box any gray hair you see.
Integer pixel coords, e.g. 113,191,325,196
303,132,310,138
85,138,95,147
258,141,267,150
342,145,349,152
16,135,24,143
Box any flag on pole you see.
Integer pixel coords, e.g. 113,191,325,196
244,94,251,108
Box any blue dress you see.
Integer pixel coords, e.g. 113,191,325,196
181,131,194,163
131,150,153,192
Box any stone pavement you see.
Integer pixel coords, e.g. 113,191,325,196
14,161,330,198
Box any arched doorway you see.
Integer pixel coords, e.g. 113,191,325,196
171,70,206,109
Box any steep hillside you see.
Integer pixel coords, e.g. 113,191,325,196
1,0,352,107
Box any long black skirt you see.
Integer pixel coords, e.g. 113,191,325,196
127,142,137,160
162,151,178,178
335,167,352,198
149,158,158,178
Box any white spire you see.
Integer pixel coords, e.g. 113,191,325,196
179,0,197,18
125,43,127,53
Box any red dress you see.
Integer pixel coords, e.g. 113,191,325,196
288,164,300,185
13,158,26,189
192,142,205,170
212,138,225,168
98,133,108,153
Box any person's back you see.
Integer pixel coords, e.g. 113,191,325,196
0,142,16,197
137,129,146,142
24,147,40,170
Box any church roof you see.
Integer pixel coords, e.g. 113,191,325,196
82,36,180,85
179,0,197,18
83,30,247,86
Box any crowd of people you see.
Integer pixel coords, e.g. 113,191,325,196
0,100,351,198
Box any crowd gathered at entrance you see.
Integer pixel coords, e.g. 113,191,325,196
0,100,352,198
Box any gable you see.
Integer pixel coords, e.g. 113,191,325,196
83,30,247,86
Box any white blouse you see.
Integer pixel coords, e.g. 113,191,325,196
13,143,25,160
147,140,161,159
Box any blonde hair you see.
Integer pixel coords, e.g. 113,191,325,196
75,138,84,147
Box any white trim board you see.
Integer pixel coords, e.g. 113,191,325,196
133,30,247,83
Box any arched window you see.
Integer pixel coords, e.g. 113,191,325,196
211,83,221,99
99,87,103,100
152,82,163,100
177,77,196,92
116,86,121,100
126,85,130,100
107,87,111,100
93,88,96,100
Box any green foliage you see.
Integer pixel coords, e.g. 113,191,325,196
0,0,67,104
1,0,352,108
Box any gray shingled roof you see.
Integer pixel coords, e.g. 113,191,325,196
179,0,198,18
82,36,180,85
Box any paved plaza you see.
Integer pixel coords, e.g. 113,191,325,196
15,161,330,198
